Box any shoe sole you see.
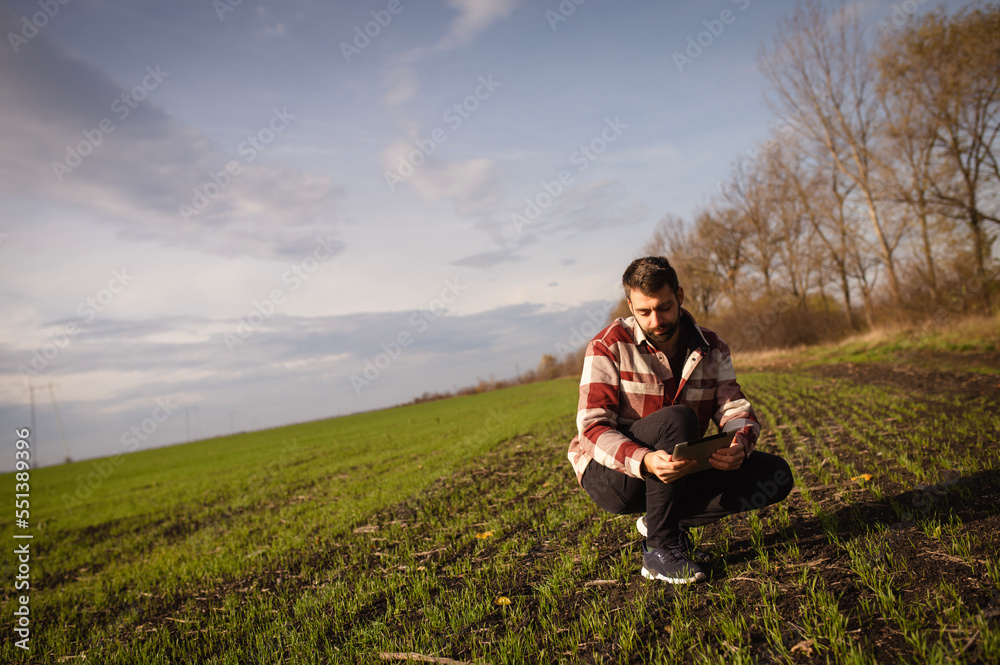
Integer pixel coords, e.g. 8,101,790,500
636,516,647,537
641,567,705,584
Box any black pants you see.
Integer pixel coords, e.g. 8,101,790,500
580,405,794,549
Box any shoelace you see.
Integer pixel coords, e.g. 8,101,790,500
650,545,691,565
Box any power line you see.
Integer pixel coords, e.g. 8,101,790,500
26,384,39,443
46,382,71,464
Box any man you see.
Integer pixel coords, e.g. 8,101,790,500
567,256,793,584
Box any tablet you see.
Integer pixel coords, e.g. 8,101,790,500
670,431,735,473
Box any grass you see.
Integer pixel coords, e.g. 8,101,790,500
740,310,1000,370
2,320,999,663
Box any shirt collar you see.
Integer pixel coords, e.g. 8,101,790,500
683,308,711,351
631,315,652,349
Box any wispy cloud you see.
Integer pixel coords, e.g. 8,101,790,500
254,5,287,38
0,5,341,260
454,179,647,268
450,246,526,269
435,0,520,51
377,0,519,217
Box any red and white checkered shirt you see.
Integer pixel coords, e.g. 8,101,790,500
567,310,760,484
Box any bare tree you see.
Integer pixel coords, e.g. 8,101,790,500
759,0,906,304
877,4,1000,309
875,72,943,302
765,147,815,306
721,160,781,296
644,214,720,319
691,205,749,310
772,133,865,328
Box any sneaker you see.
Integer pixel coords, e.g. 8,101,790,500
678,529,714,564
636,516,713,564
641,540,707,584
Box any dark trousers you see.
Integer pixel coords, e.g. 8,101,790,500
580,405,794,549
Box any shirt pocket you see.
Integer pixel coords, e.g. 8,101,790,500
619,379,664,420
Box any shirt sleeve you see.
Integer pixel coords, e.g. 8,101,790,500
576,338,649,479
711,338,760,456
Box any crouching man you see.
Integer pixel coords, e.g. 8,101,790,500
567,256,794,584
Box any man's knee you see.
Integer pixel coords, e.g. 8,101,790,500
676,405,700,438
635,405,700,452
771,456,794,502
740,454,794,510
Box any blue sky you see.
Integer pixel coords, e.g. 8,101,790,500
0,0,973,468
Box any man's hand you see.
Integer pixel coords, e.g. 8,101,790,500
708,438,745,471
641,450,696,483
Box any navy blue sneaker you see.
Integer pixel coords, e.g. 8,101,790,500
641,540,707,584
636,516,713,564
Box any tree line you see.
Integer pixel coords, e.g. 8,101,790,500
411,0,999,405
647,0,998,351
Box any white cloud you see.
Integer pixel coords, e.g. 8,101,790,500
435,0,520,51
382,65,420,109
257,22,287,38
381,140,500,215
0,6,342,260
254,5,287,38
456,179,647,265
375,0,517,224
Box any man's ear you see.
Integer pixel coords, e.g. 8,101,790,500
676,287,685,308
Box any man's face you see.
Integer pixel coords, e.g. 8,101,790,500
628,283,685,346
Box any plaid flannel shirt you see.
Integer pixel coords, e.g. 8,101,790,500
567,309,760,485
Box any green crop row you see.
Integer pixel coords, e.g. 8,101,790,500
2,346,998,663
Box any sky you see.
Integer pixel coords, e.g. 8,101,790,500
0,0,974,469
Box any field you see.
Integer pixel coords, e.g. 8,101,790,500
3,317,999,663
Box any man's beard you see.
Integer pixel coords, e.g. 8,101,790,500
641,320,678,344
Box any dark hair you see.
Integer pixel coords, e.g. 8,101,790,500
622,256,679,300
